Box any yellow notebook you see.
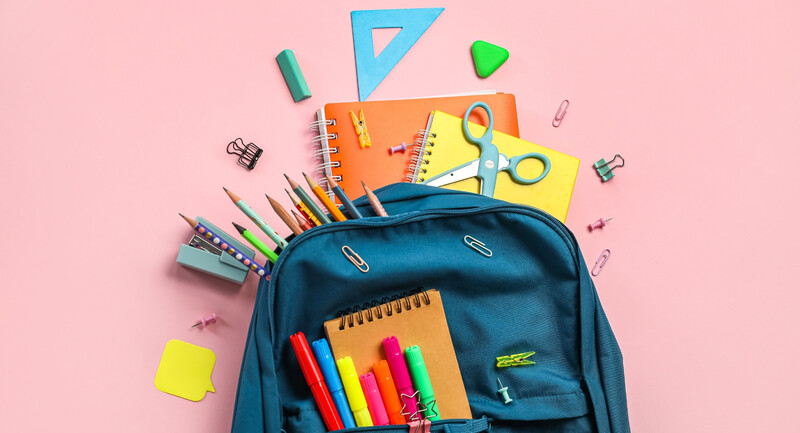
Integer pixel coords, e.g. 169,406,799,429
323,289,471,420
410,111,580,222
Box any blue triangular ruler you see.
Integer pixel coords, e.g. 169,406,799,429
352,8,444,101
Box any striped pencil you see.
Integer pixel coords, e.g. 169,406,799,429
303,172,347,222
224,187,288,249
284,174,332,224
285,189,320,227
179,214,269,277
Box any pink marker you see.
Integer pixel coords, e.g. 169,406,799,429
382,336,417,421
360,372,390,426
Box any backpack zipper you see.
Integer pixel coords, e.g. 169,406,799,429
264,204,580,341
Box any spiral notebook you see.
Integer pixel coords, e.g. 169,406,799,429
409,111,581,222
323,289,471,420
310,93,519,201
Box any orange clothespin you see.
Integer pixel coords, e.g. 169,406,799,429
350,109,372,148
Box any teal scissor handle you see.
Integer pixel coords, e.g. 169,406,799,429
463,101,500,196
502,152,551,184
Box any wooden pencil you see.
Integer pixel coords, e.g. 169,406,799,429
361,181,388,217
266,194,303,236
292,209,313,232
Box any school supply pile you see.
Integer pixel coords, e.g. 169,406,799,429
230,183,630,433
169,7,630,432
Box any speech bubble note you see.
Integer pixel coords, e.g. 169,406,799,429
155,339,216,401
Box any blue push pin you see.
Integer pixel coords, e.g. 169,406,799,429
496,378,512,404
593,154,625,182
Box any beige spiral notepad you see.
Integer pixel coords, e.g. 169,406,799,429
323,289,472,420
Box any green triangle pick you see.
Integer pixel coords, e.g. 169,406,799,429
471,40,509,78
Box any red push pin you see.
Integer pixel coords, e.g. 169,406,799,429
388,142,407,155
192,313,217,328
588,218,613,231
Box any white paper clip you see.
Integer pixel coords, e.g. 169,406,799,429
342,246,369,273
463,235,492,257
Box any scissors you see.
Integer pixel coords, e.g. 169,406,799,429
423,102,551,197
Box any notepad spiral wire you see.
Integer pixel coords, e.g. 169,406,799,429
406,128,437,183
310,110,340,196
334,288,430,330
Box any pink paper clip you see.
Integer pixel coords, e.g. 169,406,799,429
592,249,611,276
552,99,569,127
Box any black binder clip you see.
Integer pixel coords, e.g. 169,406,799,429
226,138,262,170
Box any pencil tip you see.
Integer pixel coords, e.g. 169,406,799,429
283,173,290,181
222,186,228,192
361,181,367,187
178,212,185,218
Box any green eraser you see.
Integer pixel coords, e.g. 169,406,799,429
276,49,311,102
471,40,509,78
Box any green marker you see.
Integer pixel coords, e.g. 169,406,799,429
232,222,279,264
405,345,440,421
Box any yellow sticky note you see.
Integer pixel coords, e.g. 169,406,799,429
154,339,216,401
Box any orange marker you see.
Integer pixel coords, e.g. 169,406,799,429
303,173,347,222
372,360,406,425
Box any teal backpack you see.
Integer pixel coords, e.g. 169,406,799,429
231,183,630,433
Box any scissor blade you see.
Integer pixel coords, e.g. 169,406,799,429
423,160,480,187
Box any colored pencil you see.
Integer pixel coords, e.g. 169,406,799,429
266,194,303,236
303,172,347,222
223,187,288,249
284,174,332,224
292,209,313,232
361,181,388,217
325,175,363,219
179,214,269,277
232,222,279,263
286,189,321,227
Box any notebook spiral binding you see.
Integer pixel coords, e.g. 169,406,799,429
310,110,340,197
406,128,437,183
335,288,430,330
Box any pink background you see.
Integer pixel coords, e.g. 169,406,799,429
2,1,799,431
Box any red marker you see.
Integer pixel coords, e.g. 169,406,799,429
289,332,343,431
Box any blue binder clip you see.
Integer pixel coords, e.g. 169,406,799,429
593,154,625,182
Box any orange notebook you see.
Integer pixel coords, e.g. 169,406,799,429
311,93,519,200
323,289,471,420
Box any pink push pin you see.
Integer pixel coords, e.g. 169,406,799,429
388,142,407,155
192,313,217,328
588,218,613,231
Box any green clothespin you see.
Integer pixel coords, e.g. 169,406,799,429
496,351,536,368
593,154,625,182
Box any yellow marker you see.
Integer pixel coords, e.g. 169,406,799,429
336,356,373,427
154,340,216,401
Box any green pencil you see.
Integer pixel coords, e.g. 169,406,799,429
232,222,279,264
